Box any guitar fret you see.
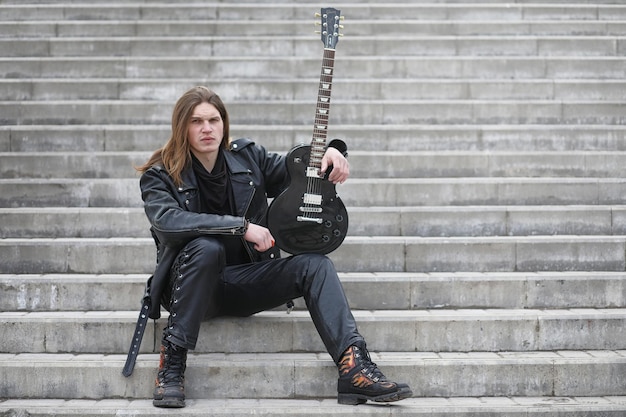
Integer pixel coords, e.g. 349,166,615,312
309,48,335,165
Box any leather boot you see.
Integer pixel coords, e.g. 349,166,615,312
337,343,412,405
153,337,187,408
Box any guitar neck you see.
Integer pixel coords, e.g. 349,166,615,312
309,47,336,170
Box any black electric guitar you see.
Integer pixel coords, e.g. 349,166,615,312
267,8,347,255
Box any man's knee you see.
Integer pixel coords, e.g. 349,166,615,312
292,253,337,289
182,237,225,268
306,253,335,271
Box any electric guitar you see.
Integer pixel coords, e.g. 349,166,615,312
267,7,347,255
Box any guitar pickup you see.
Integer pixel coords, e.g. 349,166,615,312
303,193,322,205
306,167,322,178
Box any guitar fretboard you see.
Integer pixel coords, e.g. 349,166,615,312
309,48,335,172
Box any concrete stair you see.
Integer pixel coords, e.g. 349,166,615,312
1,1,625,416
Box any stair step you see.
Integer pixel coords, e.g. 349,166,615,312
1,3,625,21
2,397,626,417
3,272,625,312
2,236,625,274
2,205,626,238
1,177,624,208
2,20,626,38
0,207,150,238
3,151,626,179
341,177,626,207
3,124,626,153
2,309,625,354
3,57,625,80
5,79,626,101
1,351,625,399
3,99,624,126
2,36,625,59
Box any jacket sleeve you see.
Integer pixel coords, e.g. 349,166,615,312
328,138,348,157
139,167,248,248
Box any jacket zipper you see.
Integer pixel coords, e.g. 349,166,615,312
240,186,256,261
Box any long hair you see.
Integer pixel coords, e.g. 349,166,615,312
136,86,230,186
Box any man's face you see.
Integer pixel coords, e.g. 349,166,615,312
188,102,224,160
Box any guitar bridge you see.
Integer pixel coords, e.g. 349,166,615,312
297,216,324,224
300,206,323,213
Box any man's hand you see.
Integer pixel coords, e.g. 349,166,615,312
320,147,349,184
244,222,275,252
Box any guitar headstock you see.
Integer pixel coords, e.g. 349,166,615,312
315,8,343,49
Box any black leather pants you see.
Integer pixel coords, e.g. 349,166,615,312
161,236,364,364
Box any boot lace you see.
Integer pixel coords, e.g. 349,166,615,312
159,344,187,385
359,349,386,382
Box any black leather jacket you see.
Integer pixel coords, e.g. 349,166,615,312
139,137,347,319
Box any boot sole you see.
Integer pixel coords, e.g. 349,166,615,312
153,398,186,408
338,386,413,405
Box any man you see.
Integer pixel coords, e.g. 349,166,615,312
129,86,412,408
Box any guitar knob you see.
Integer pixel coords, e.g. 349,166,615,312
322,235,330,242
336,214,344,222
324,220,332,228
333,229,341,237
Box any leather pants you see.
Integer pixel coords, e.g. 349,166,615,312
161,236,364,364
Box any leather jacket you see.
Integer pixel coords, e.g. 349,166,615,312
139,137,347,319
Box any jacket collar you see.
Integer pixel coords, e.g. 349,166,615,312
176,148,250,193
178,165,198,192
224,149,252,175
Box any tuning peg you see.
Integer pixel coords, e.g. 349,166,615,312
338,25,344,29
315,12,321,17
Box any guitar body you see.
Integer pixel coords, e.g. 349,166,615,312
267,144,348,255
267,7,347,255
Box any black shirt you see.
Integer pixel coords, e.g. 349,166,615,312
191,150,249,265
